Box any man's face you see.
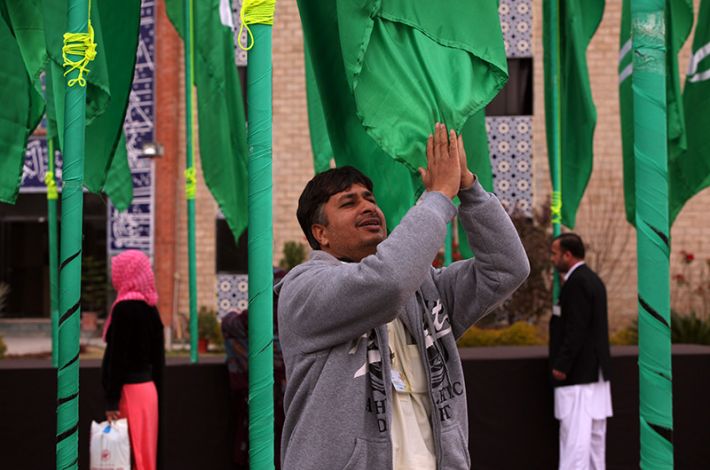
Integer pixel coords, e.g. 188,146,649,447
312,184,387,262
550,239,572,273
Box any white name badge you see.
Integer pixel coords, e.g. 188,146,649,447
552,305,561,317
391,369,407,392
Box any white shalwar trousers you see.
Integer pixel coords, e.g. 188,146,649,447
555,380,613,470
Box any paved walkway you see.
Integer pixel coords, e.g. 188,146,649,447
3,335,105,356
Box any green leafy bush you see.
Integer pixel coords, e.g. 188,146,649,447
0,335,6,359
457,321,544,347
279,241,307,271
611,311,710,346
198,307,223,346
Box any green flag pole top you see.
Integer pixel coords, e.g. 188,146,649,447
240,0,276,468
631,0,674,467
56,1,96,468
46,137,59,369
182,0,199,363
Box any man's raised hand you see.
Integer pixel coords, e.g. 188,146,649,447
418,123,461,199
457,134,475,191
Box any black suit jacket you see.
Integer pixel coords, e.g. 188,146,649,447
549,264,611,387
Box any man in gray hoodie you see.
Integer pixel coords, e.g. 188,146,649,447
276,123,530,469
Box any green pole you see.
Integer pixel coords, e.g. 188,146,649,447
444,222,453,266
545,0,563,301
56,1,91,467
631,0,673,467
46,137,59,369
183,0,198,363
247,23,275,470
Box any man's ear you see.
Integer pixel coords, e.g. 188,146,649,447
311,224,329,248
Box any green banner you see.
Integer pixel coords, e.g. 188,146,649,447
543,0,605,229
300,0,501,234
165,0,250,242
669,0,710,220
0,1,44,203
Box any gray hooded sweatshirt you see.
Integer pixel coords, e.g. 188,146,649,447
275,182,530,470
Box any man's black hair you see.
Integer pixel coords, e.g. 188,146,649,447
297,166,374,250
554,232,585,259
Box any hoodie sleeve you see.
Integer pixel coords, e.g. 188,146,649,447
432,181,530,338
278,191,457,353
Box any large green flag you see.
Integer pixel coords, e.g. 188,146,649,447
543,0,605,229
43,0,140,210
305,47,333,175
619,0,693,225
0,2,44,203
300,0,506,231
0,0,138,210
166,0,249,241
669,0,710,220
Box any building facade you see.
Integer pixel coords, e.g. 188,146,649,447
2,0,707,335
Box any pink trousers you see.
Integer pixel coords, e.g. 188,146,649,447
119,382,158,470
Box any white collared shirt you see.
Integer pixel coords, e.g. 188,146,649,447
563,261,585,282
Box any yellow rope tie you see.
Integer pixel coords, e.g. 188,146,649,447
45,172,58,200
551,190,562,225
185,167,197,200
62,21,97,87
238,0,276,51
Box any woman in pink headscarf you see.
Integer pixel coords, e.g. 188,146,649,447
101,250,164,470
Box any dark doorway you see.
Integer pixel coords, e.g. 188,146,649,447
0,193,108,318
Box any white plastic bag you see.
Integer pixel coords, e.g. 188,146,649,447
90,419,131,470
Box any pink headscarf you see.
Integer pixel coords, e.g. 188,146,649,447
103,250,158,341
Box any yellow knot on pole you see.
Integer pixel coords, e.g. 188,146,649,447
185,167,197,200
238,0,276,51
551,190,562,225
62,19,97,87
45,171,58,200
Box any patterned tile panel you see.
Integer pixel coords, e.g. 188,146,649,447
499,0,532,58
217,274,249,319
486,116,533,215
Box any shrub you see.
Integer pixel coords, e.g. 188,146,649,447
483,204,554,326
610,312,710,346
0,335,6,359
279,241,307,271
457,321,544,347
198,307,223,346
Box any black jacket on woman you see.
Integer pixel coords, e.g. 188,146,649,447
102,300,165,410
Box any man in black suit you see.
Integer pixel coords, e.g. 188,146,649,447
549,233,612,470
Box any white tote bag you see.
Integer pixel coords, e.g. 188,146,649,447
90,419,131,470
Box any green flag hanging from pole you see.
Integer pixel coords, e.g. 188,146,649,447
619,0,693,225
543,0,605,229
42,0,140,210
0,0,138,210
299,0,505,231
165,0,250,242
669,0,710,221
0,1,44,203
305,47,333,174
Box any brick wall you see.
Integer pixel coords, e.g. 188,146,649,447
532,0,706,330
160,0,708,331
272,0,314,262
